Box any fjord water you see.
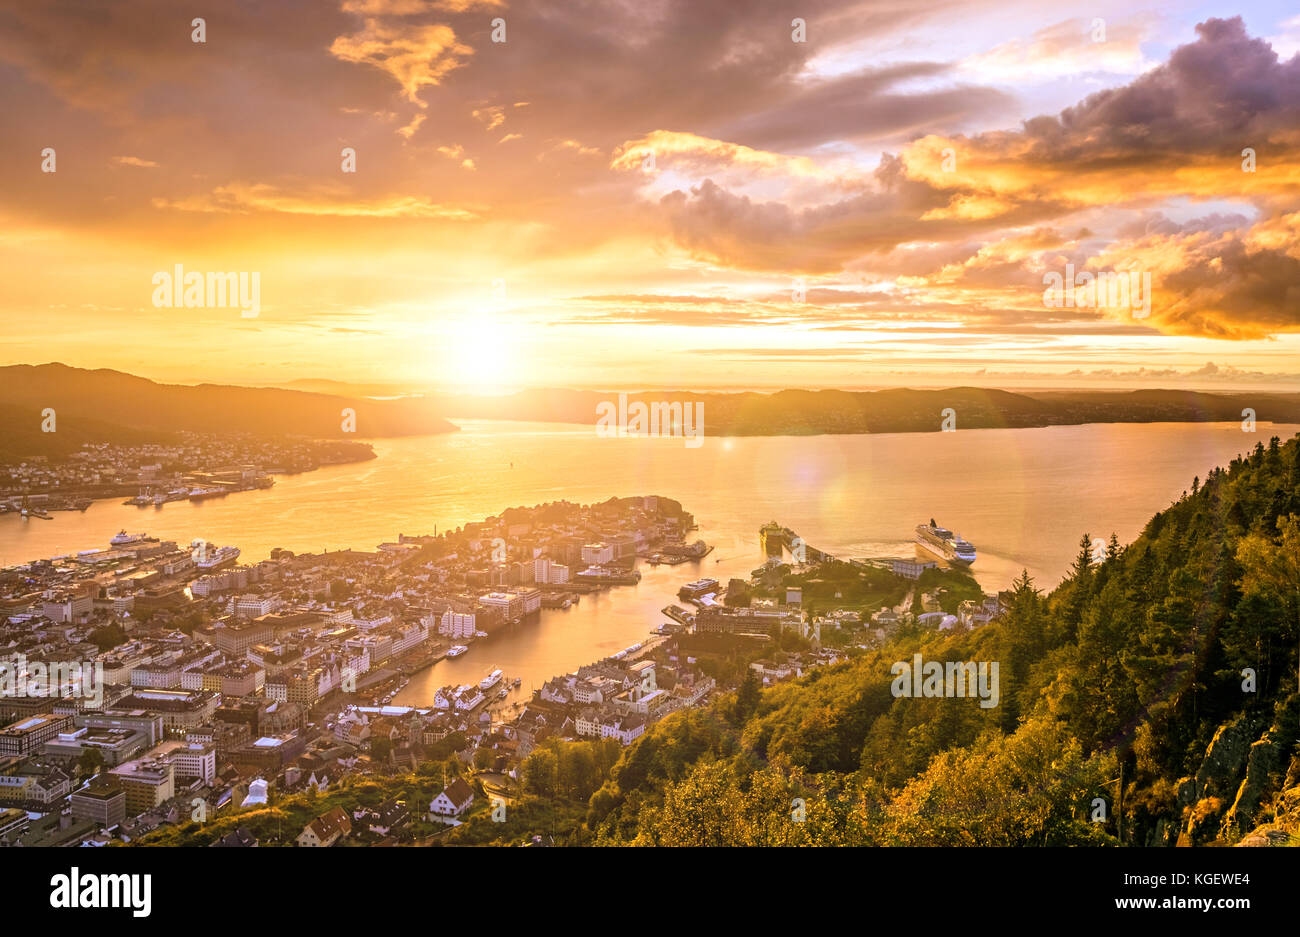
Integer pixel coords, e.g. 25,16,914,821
2,421,1292,703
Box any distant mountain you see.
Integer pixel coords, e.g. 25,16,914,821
5,367,1296,458
0,402,174,460
425,386,1300,434
0,363,458,459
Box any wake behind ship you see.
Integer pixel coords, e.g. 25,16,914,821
915,519,976,566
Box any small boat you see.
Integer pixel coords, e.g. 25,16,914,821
447,645,468,658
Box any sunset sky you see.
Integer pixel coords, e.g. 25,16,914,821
1,0,1298,392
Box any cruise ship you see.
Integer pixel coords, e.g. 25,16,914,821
479,668,503,691
915,519,976,566
446,645,468,658
196,545,241,571
110,530,150,546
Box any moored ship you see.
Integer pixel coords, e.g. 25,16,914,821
915,519,976,566
480,668,503,691
188,486,228,501
196,544,241,570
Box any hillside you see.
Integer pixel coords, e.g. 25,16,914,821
0,364,458,459
424,386,1300,436
0,402,177,459
463,433,1300,846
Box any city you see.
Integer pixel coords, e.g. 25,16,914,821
0,486,1021,846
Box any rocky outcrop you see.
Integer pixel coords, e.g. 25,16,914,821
1180,713,1261,844
1235,826,1295,846
1195,714,1260,799
1236,784,1300,846
1221,730,1281,840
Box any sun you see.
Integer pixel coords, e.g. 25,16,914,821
437,313,519,393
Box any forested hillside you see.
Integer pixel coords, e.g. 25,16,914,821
487,434,1300,845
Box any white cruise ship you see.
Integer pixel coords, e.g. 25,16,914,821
196,545,241,570
479,668,503,691
915,519,976,566
111,530,149,546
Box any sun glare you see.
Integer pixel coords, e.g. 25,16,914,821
438,314,518,393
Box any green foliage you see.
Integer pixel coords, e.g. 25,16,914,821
583,432,1300,846
87,623,127,652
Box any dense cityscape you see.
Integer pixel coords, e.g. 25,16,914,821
0,433,375,516
2,490,948,846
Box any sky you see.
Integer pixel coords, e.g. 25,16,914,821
1,0,1298,393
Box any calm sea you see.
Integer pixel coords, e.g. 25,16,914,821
2,420,1292,704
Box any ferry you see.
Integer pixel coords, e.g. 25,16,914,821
480,668,503,691
111,530,149,546
915,519,976,567
446,645,468,658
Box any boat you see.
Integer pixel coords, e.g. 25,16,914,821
915,519,976,567
446,645,468,658
111,530,149,546
480,668,503,691
196,545,240,570
497,687,509,699
511,677,521,688
475,630,489,638
188,486,228,501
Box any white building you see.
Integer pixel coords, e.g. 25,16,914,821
436,610,476,639
581,542,615,565
169,741,217,785
235,595,277,618
479,592,524,619
533,558,571,585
